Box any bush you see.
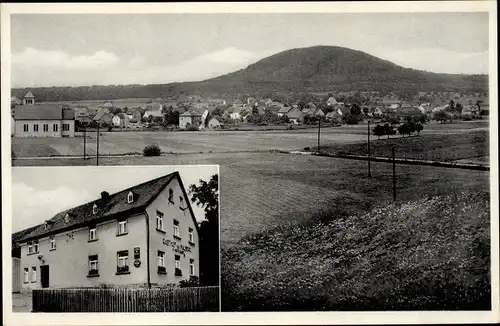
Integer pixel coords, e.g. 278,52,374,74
143,144,161,156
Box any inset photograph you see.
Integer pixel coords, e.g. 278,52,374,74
11,165,219,312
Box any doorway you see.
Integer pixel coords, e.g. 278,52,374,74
40,265,49,288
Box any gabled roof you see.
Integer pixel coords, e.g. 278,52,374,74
93,107,113,120
286,108,303,119
19,172,199,242
14,104,69,120
101,102,114,108
278,106,292,114
12,224,41,248
24,91,35,98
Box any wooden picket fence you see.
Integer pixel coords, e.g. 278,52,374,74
32,286,220,312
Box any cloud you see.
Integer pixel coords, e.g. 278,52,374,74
370,47,489,75
11,182,92,232
12,47,120,71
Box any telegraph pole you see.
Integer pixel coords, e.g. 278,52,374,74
96,124,100,166
83,128,86,160
392,147,396,201
317,118,321,151
367,120,371,177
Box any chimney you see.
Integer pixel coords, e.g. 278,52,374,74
101,191,110,200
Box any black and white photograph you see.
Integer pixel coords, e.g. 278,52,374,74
10,166,220,313
2,1,498,325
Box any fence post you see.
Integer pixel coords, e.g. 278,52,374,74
392,147,396,201
317,118,321,151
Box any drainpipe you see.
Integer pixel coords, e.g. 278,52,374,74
144,211,151,289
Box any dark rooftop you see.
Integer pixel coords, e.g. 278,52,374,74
19,171,186,242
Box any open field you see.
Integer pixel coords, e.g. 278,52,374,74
11,121,488,158
316,130,489,163
12,152,490,245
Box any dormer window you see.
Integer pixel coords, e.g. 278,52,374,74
179,196,186,210
64,213,71,223
92,204,98,215
127,191,134,204
168,189,174,204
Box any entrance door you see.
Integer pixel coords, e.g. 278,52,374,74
40,265,49,288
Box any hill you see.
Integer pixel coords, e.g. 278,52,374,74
12,46,488,102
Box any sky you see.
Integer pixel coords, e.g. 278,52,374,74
11,165,219,232
10,12,489,87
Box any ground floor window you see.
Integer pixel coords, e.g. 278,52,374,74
23,268,29,283
33,124,39,132
23,124,28,132
31,266,37,283
89,255,99,275
43,124,49,132
53,124,58,132
157,251,166,274
117,250,129,273
190,259,195,276
175,255,182,276
62,123,70,131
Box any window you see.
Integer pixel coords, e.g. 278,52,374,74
117,250,129,273
24,268,29,283
62,123,70,131
173,219,180,238
23,124,28,132
50,237,56,250
89,255,99,276
179,196,185,209
190,259,195,276
157,251,166,274
117,219,128,235
157,251,165,267
168,189,174,203
156,211,164,231
189,228,194,244
89,226,97,241
127,191,134,203
31,266,37,283
175,255,182,276
53,124,58,132
43,124,49,132
33,124,39,132
33,240,39,253
27,241,33,254
92,204,98,215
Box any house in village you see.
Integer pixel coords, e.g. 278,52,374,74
208,117,222,129
286,108,305,124
112,113,130,128
74,107,97,123
277,106,293,117
14,172,199,290
225,106,247,120
326,96,338,106
325,111,342,124
13,92,75,138
128,109,143,124
179,111,202,129
93,108,114,126
143,103,164,120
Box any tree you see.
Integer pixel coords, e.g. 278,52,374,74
383,123,395,139
433,110,448,123
189,174,219,286
415,122,424,135
350,103,362,116
373,124,385,139
212,107,224,117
